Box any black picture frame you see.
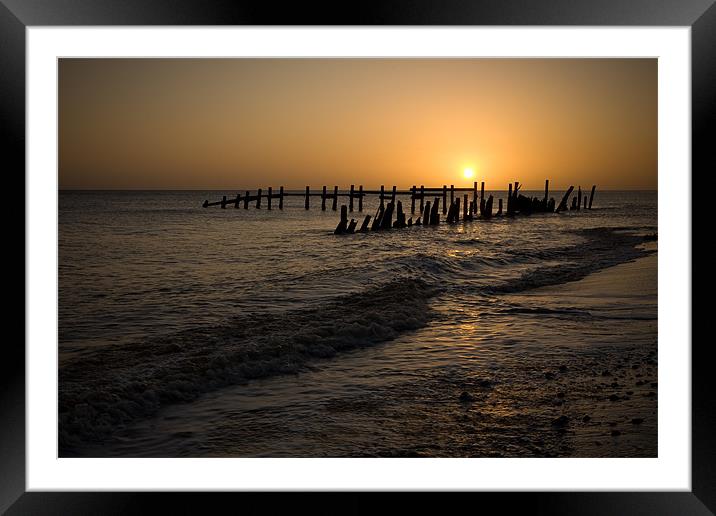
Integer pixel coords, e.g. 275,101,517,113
4,1,712,513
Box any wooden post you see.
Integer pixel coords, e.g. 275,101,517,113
442,185,447,215
420,185,425,212
380,201,394,230
544,179,549,204
556,186,575,213
463,194,468,221
480,181,485,201
588,185,596,209
473,181,478,210
455,197,461,223
347,219,357,234
430,198,440,225
256,189,262,209
234,193,241,208
202,200,209,208
221,195,227,209
332,186,338,211
391,185,396,203
349,184,355,212
380,185,385,209
372,204,384,230
279,186,284,210
268,187,272,210
359,185,364,212
322,186,327,211
584,196,588,209
359,215,371,232
411,185,416,214
394,200,406,228
577,186,582,211
507,184,513,215
423,200,431,227
244,191,250,209
485,195,494,218
497,198,503,215
334,205,349,234
305,186,310,210
450,185,454,210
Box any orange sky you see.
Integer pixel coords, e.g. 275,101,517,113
59,58,657,190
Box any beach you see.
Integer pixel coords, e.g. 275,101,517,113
58,190,657,457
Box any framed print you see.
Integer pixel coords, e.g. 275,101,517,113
4,0,712,513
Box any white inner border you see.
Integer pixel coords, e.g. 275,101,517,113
27,27,691,491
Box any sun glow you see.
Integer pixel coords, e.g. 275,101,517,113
463,167,475,179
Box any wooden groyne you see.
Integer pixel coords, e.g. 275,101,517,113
330,180,596,235
200,180,597,234
203,182,509,213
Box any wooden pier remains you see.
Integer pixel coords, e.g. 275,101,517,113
201,180,597,235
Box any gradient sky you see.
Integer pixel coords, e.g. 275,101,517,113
59,58,657,190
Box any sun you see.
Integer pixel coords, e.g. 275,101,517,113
463,167,475,179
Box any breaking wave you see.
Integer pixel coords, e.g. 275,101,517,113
59,278,438,453
59,226,654,454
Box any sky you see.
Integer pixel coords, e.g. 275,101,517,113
59,58,657,190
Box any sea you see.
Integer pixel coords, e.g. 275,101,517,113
58,189,658,457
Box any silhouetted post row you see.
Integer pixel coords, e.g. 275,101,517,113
201,181,596,229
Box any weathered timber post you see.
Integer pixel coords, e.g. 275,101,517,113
455,197,461,223
256,189,262,209
347,219,357,234
234,193,241,208
411,185,416,214
507,184,513,216
221,195,227,209
332,186,338,211
359,185,364,212
268,187,272,210
497,198,503,215
556,186,575,213
202,199,209,208
391,186,396,203
577,186,582,211
321,186,327,211
394,200,406,228
450,185,455,207
380,201,395,230
349,184,355,212
334,205,349,234
244,191,250,209
380,185,385,209
473,181,478,210
407,217,413,227
571,196,578,210
584,196,588,209
430,198,440,225
485,195,493,218
372,204,384,230
442,185,448,215
544,179,549,204
481,181,485,202
463,194,468,221
588,185,596,209
305,186,310,210
359,215,371,232
420,185,425,212
279,186,284,210
423,200,431,227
